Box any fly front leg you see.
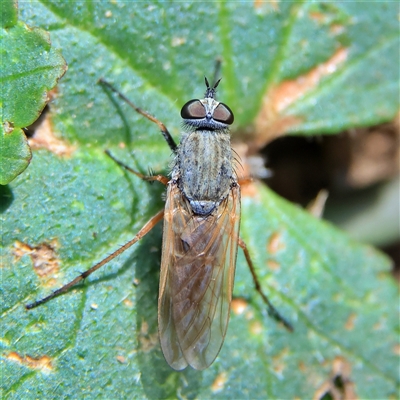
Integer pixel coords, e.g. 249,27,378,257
99,78,177,153
238,237,293,332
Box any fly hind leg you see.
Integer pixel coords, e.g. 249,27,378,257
238,237,293,332
26,210,164,309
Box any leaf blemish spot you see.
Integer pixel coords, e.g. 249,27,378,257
231,298,248,315
6,352,54,372
211,372,228,393
123,298,134,308
267,231,285,254
171,36,186,47
255,47,349,146
267,259,281,272
28,111,76,157
138,321,158,353
249,321,263,335
298,361,306,372
3,121,14,134
272,347,289,378
13,240,60,286
116,355,127,364
372,318,385,331
308,8,347,36
344,313,356,331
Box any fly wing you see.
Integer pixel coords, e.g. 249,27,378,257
158,181,241,370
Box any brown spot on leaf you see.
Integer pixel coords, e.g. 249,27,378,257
267,232,286,254
255,47,348,147
231,298,248,315
298,360,307,372
309,9,346,36
272,347,289,377
116,355,127,364
267,259,281,271
330,24,345,35
132,278,140,287
138,320,158,353
13,240,60,286
373,319,384,331
309,11,325,22
141,320,149,335
211,372,228,393
313,356,358,400
28,110,76,157
171,36,186,47
123,298,134,308
249,320,263,335
344,313,356,331
254,0,278,11
7,352,53,372
3,121,14,134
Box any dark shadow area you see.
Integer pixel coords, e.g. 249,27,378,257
24,105,50,138
263,136,329,206
0,185,14,212
263,121,398,205
381,240,400,280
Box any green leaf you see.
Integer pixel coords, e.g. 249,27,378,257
0,124,31,185
0,0,66,184
2,3,398,399
1,0,18,28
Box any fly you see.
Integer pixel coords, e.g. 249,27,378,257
26,77,292,370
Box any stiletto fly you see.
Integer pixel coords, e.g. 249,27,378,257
27,77,292,370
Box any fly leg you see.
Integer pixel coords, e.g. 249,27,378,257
105,149,169,185
26,210,164,309
99,78,177,153
238,237,293,332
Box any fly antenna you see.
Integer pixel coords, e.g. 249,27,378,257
204,76,222,98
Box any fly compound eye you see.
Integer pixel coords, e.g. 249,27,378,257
213,103,234,125
181,100,206,119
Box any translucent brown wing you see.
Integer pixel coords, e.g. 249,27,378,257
158,181,241,370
